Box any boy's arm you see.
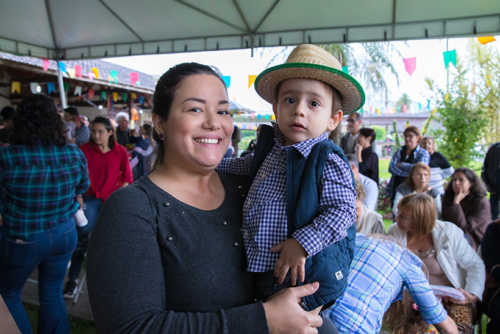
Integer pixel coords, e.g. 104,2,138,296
292,153,356,257
217,153,254,175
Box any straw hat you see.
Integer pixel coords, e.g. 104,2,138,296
255,44,365,113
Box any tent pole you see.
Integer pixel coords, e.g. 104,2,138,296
56,61,67,109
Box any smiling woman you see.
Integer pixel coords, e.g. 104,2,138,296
86,62,324,334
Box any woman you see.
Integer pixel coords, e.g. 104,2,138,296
421,136,454,195
355,181,384,235
0,95,89,333
388,126,430,201
441,168,491,250
393,162,442,217
355,127,379,184
87,63,325,333
63,116,133,298
133,123,155,178
389,193,485,333
480,218,500,333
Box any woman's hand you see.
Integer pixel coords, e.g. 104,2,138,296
451,288,478,304
355,144,363,162
453,188,469,204
263,282,323,334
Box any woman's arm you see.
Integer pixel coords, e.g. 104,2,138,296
388,149,404,176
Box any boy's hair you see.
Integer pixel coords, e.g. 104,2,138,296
397,193,436,235
275,80,343,115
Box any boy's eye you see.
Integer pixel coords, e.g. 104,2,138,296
311,100,320,108
285,97,296,104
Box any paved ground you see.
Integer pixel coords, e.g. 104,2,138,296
21,269,93,321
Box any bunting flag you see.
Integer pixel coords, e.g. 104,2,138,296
112,92,119,102
376,108,381,115
101,91,107,100
443,50,457,69
139,96,144,105
43,59,50,71
58,62,67,74
67,68,75,78
478,36,496,45
109,70,119,84
403,104,408,113
130,72,139,85
272,114,276,121
88,89,95,99
342,66,349,74
131,92,137,100
486,74,492,88
248,75,257,88
30,83,40,94
445,93,450,101
74,86,82,96
63,82,69,92
122,93,128,102
91,67,100,79
74,65,82,78
426,99,431,110
222,75,231,88
418,103,422,111
403,57,416,76
405,120,410,128
47,82,56,94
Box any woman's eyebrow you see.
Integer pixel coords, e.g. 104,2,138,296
182,97,229,105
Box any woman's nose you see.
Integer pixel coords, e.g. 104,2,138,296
203,111,221,129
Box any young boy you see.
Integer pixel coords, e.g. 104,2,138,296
219,44,365,311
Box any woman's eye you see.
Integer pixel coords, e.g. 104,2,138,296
189,107,202,113
217,110,230,115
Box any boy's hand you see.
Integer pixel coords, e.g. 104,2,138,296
270,238,307,286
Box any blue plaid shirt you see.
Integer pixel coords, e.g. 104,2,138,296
389,145,430,177
328,234,447,334
218,126,355,272
0,144,90,239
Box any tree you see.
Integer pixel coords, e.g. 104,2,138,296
427,60,488,168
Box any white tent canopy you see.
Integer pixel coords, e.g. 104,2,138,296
1,0,500,60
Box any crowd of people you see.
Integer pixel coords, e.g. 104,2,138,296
0,43,499,334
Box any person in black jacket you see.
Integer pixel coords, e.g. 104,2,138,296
481,219,500,333
356,127,379,184
482,142,500,220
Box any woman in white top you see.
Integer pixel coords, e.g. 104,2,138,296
389,193,485,332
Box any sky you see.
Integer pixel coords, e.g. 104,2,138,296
106,36,500,114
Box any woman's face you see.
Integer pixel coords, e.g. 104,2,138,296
157,74,233,171
452,172,471,194
411,167,430,191
91,123,112,147
404,132,419,150
396,206,414,232
422,139,434,154
357,134,371,148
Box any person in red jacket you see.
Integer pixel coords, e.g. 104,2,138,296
64,116,133,298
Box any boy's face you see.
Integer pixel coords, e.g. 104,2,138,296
273,78,341,146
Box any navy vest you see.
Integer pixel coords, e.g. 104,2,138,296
250,124,356,310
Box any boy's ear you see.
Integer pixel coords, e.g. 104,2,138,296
328,110,343,132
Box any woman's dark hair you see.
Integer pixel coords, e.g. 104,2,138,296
444,167,487,200
10,94,66,146
152,62,226,168
359,127,376,144
91,116,116,149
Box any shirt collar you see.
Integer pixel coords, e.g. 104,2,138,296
272,122,329,158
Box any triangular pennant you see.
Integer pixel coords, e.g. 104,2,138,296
112,92,119,102
74,64,82,78
403,57,416,76
130,72,139,85
30,82,40,94
47,82,56,94
122,93,128,102
88,89,95,100
131,92,137,100
43,59,50,71
109,70,119,84
63,82,69,92
443,50,457,69
477,36,496,45
139,96,144,105
58,61,67,73
222,75,231,88
74,86,82,96
248,75,257,88
101,91,107,100
67,68,75,78
91,67,100,79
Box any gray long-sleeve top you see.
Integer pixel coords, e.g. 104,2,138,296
87,175,268,333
